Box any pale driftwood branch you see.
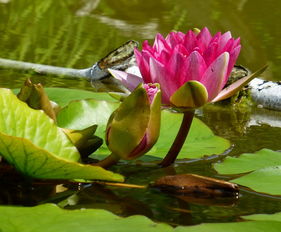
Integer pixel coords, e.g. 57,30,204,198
0,57,280,112
0,57,93,79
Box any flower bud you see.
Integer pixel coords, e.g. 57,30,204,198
106,83,161,160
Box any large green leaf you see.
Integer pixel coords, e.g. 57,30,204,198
175,221,281,232
44,88,116,107
56,99,119,135
1,204,281,232
214,149,281,195
242,211,281,222
147,111,230,159
231,166,281,195
0,88,79,162
214,149,281,174
57,98,230,160
0,133,123,181
0,204,173,232
14,88,116,107
0,88,123,181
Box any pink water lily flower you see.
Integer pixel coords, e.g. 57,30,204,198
109,28,262,108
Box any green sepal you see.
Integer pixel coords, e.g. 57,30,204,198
17,79,57,121
63,125,103,157
169,80,208,108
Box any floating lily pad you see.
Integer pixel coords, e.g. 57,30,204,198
1,204,281,232
242,211,281,222
147,110,230,159
14,88,116,107
231,166,281,195
0,88,123,181
57,97,230,160
175,221,281,232
214,149,281,174
0,204,173,232
56,99,119,135
44,88,116,107
214,149,281,195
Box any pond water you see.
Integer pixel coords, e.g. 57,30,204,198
1,0,281,227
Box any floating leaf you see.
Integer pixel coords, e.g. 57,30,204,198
148,111,230,159
175,221,281,232
0,88,79,162
57,97,230,160
1,204,281,232
214,149,281,174
231,166,281,195
0,88,123,181
44,88,116,107
242,211,281,222
0,204,173,232
56,99,119,135
214,149,281,195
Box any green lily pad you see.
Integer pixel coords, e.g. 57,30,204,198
1,204,281,232
0,204,173,232
242,211,281,222
0,88,123,181
44,88,116,107
214,149,281,174
14,88,116,107
231,166,281,195
214,149,281,195
57,97,230,160
56,99,119,135
175,221,281,232
147,110,230,159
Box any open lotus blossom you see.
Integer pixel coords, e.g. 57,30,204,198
109,28,246,108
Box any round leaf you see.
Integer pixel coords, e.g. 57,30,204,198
147,110,230,159
232,166,281,195
0,88,79,162
214,149,281,175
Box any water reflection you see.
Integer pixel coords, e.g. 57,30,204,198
0,0,280,90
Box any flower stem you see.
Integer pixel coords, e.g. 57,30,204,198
160,110,195,167
93,153,120,169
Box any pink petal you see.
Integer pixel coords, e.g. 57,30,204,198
108,69,143,92
212,65,268,102
225,45,241,83
135,49,152,83
153,33,171,53
221,38,238,54
196,27,212,50
218,31,232,50
166,32,182,47
166,45,187,87
149,57,173,104
183,30,197,54
182,51,207,85
142,40,154,54
200,52,230,101
203,41,219,66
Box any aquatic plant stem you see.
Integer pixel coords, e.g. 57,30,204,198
94,153,120,169
160,110,195,167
